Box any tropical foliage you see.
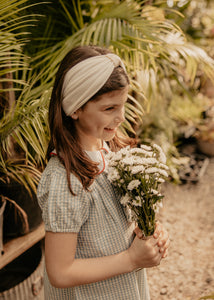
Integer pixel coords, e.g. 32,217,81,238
1,0,214,191
0,0,50,193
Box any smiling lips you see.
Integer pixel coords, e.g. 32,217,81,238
105,127,116,132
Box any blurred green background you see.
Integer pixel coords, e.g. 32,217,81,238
1,0,214,190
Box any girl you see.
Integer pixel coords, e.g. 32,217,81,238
37,45,170,300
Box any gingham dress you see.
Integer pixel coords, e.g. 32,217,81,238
37,148,150,300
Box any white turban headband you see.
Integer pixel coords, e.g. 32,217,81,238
62,53,127,116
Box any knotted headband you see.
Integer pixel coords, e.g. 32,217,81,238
62,53,127,116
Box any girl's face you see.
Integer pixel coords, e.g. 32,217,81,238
72,86,129,151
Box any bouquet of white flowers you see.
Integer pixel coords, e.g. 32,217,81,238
105,144,169,237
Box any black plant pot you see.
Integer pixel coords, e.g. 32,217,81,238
0,200,6,255
0,242,44,297
0,181,42,240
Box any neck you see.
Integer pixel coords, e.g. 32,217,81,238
82,140,103,152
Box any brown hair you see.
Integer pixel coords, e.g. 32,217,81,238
47,45,136,194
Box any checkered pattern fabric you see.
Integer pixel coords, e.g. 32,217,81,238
37,155,150,300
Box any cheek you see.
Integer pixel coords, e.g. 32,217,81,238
94,115,109,128
80,112,109,132
86,119,105,133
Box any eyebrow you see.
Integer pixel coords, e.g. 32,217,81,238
100,99,127,107
100,103,120,109
101,103,118,106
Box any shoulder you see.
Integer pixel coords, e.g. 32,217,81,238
38,156,83,194
37,157,87,217
39,156,67,179
37,157,90,232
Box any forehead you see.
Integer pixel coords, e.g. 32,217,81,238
92,86,129,104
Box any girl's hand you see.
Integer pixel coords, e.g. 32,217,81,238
127,233,162,270
129,222,170,270
152,222,170,258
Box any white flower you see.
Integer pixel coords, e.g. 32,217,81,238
153,201,163,213
107,161,118,167
127,180,141,191
125,207,138,222
113,152,123,161
145,167,168,178
159,163,169,170
136,195,142,201
133,156,145,165
151,189,158,195
141,191,145,198
157,169,168,178
140,144,152,151
141,150,153,157
131,196,143,207
124,207,134,222
122,156,134,166
130,165,145,174
130,148,153,157
153,144,166,164
132,198,142,207
107,168,120,181
120,194,130,205
153,204,159,213
145,167,160,174
120,146,131,154
105,143,168,236
141,157,158,165
159,153,167,164
157,178,165,183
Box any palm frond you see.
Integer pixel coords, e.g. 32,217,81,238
28,1,214,136
58,0,80,31
157,31,214,84
0,84,51,165
0,156,41,194
0,0,43,90
30,33,83,82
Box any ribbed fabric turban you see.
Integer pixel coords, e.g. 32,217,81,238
62,53,127,116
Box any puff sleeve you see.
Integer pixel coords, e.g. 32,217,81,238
37,157,90,232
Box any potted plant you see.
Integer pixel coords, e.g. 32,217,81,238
0,0,50,241
0,2,50,298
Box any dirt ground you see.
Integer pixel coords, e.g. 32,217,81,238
147,157,214,300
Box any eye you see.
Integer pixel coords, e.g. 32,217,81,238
105,106,115,111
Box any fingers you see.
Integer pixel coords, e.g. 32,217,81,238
134,226,144,239
157,230,169,246
153,221,163,239
162,248,168,258
134,223,170,261
131,226,169,268
153,222,169,246
152,222,170,259
159,237,170,254
158,231,170,261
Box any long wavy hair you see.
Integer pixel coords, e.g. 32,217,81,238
47,45,137,194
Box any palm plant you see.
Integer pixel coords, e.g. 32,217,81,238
23,0,214,180
27,0,214,112
2,0,214,188
0,0,50,193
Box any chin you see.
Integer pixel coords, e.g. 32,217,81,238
103,135,115,142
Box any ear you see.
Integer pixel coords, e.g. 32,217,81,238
70,111,79,120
